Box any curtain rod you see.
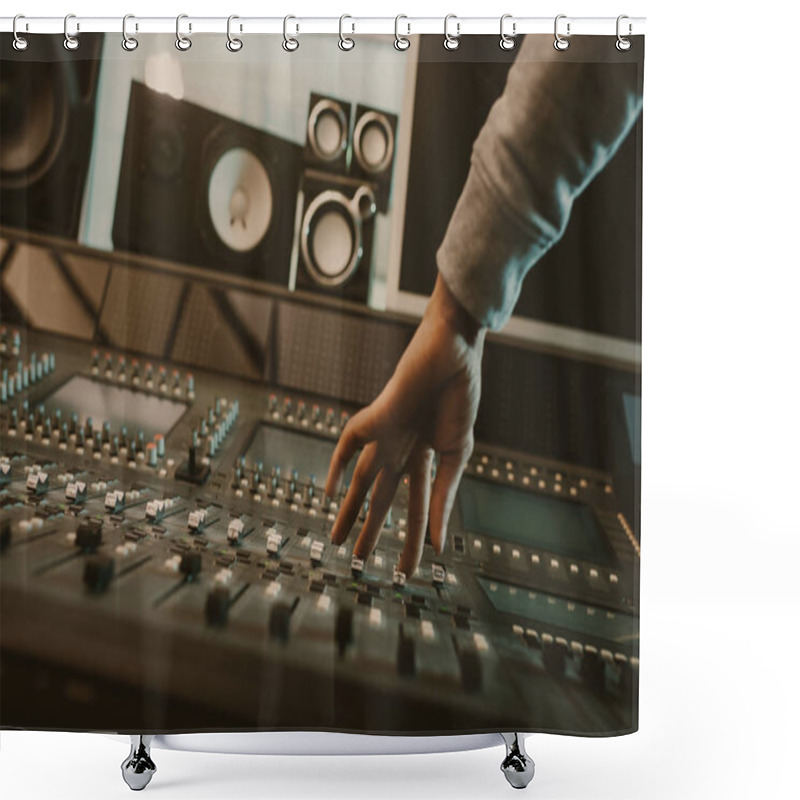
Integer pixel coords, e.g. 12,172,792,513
1,16,646,37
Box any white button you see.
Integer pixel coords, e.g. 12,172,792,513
421,620,435,640
473,633,489,652
609,573,619,584
316,594,331,612
492,544,501,555
531,554,540,565
512,624,524,635
550,558,559,569
474,539,483,550
570,564,579,574
512,549,520,559
589,568,599,579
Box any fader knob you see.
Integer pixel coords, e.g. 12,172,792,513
335,606,354,656
75,519,103,551
269,600,294,642
397,627,416,677
83,554,115,593
206,586,231,627
179,551,203,579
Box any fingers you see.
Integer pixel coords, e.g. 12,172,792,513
353,466,402,560
398,447,434,578
428,438,472,555
330,443,379,546
325,407,377,499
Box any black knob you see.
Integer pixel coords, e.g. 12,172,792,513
269,600,295,642
397,626,416,677
335,606,354,656
205,586,231,627
457,643,482,692
83,554,115,593
179,551,202,579
0,518,11,552
75,519,103,551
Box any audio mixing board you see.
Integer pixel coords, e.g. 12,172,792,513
0,319,639,735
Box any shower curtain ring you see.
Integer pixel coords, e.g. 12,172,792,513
176,14,192,51
499,14,516,50
444,14,460,51
227,15,243,51
63,13,80,51
554,14,570,51
283,15,299,51
12,14,28,51
616,15,632,51
339,15,355,51
394,15,410,51
122,14,138,51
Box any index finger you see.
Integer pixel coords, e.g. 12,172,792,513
325,406,377,499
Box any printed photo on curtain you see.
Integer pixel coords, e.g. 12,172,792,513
0,20,643,790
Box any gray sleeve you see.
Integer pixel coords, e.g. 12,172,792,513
436,37,643,330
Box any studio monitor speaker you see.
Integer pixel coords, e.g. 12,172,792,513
113,81,302,285
0,33,103,239
295,170,376,304
349,104,398,212
304,93,352,174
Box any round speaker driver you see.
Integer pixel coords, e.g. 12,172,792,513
311,208,355,279
208,147,272,252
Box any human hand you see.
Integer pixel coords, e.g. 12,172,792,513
325,273,485,577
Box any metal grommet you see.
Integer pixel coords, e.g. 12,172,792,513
227,14,243,51
122,14,138,51
616,14,632,51
499,14,516,51
394,15,410,51
339,15,355,51
63,13,80,51
443,14,460,51
12,14,29,51
175,13,192,51
283,15,299,52
554,14,570,51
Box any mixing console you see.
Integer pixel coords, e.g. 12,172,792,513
1,325,639,735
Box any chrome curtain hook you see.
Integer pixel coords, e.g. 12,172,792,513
616,14,632,51
175,13,192,51
122,14,139,51
283,15,299,52
227,14,243,51
554,14,570,51
394,14,410,51
339,14,355,51
444,14,460,51
63,13,80,51
12,14,29,51
499,14,516,50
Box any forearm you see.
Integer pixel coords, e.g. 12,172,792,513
437,36,643,330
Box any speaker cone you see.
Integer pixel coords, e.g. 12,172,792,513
301,185,376,287
208,148,273,252
0,63,68,190
307,99,349,163
353,111,394,175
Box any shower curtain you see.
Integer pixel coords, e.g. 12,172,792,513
0,24,643,738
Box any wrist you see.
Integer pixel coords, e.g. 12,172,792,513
430,273,485,347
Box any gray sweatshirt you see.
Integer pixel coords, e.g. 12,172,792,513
436,36,644,331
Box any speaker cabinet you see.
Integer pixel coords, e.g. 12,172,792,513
0,33,103,239
349,104,398,212
113,82,302,285
304,93,352,174
295,170,376,304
